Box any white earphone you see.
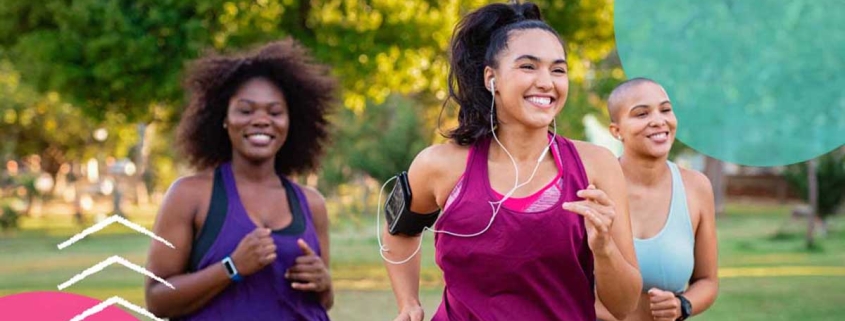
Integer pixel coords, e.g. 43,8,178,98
377,74,558,265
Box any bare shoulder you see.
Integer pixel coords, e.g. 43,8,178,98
410,141,471,179
678,166,714,200
162,171,214,207
299,185,329,245
570,139,621,183
408,141,471,209
678,166,715,233
300,185,327,206
570,139,618,164
147,169,215,245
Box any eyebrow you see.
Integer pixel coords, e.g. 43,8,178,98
629,100,672,112
629,105,649,113
235,99,283,107
514,55,567,65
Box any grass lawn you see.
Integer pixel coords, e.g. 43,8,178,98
0,201,843,320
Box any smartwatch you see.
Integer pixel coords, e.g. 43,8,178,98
675,294,692,321
222,256,242,282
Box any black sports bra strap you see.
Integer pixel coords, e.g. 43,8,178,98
188,167,229,271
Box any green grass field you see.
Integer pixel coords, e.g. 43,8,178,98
1,201,843,320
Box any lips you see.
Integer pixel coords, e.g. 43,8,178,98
245,133,274,146
647,131,670,143
525,95,555,109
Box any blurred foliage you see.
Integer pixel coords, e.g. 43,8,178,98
783,148,845,219
0,0,214,122
320,95,431,193
0,0,623,203
0,61,139,176
0,201,20,230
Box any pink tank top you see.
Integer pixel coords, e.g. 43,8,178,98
432,134,595,321
445,133,565,212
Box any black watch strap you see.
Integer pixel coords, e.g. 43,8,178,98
675,294,692,320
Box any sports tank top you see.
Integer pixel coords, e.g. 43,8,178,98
444,133,565,213
177,163,329,321
633,161,695,293
432,134,595,321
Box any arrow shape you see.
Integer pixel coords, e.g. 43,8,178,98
70,296,164,321
58,255,175,291
57,215,174,250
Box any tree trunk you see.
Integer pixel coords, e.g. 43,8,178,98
704,156,726,216
133,122,152,205
806,158,818,249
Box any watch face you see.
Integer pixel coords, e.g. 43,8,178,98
223,259,236,276
679,296,692,318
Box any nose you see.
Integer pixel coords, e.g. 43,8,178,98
649,113,668,127
535,70,553,91
250,111,271,127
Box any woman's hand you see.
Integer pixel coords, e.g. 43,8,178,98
285,239,331,292
562,184,617,256
230,228,277,276
392,305,424,321
648,288,682,321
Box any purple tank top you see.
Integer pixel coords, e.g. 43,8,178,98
432,135,595,321
180,163,329,320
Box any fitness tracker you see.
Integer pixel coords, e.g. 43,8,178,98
222,256,242,282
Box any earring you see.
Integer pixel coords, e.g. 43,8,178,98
223,123,228,129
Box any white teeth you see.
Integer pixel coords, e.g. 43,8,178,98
649,133,668,139
247,134,271,144
527,96,552,105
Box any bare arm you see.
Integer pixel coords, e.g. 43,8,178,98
595,299,621,321
383,144,465,321
303,187,335,310
576,143,642,320
144,176,233,317
684,171,719,315
382,147,437,320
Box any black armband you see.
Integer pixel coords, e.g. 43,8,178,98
384,171,440,236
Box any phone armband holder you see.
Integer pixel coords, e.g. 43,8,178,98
384,171,439,236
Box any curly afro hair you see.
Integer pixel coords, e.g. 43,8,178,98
177,38,338,176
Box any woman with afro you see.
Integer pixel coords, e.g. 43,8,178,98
144,38,338,320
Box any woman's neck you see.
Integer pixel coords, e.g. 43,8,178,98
230,155,278,184
619,152,670,187
489,124,552,163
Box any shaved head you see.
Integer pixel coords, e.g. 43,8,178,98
607,77,665,122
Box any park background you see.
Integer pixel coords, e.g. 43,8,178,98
0,0,843,320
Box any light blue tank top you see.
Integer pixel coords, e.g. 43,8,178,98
633,161,695,294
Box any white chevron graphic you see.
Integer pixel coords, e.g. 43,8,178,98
70,296,163,321
58,255,175,291
57,214,174,250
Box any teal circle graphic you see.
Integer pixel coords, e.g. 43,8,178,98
614,0,845,166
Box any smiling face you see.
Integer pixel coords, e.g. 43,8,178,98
224,77,289,163
610,81,677,159
484,28,569,130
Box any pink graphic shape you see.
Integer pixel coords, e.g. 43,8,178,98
0,291,140,321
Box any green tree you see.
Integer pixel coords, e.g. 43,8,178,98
2,60,93,172
1,0,618,125
783,149,845,220
0,0,217,122
1,0,622,197
320,95,431,193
